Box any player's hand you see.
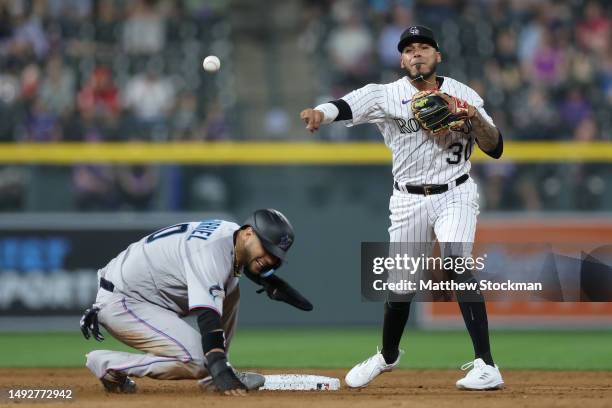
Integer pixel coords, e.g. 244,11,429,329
207,352,248,396
300,108,324,133
80,307,105,342
213,368,248,396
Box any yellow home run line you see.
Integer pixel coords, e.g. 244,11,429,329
0,142,611,164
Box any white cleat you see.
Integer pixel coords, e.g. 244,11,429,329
345,348,402,388
456,358,504,391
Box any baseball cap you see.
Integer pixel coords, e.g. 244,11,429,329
397,25,439,53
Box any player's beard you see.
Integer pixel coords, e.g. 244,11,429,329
246,251,274,275
407,60,437,82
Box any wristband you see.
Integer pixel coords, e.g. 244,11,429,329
313,103,339,124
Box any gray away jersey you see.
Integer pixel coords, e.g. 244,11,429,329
98,220,239,316
342,76,495,185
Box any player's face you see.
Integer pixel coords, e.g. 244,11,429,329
400,42,441,80
243,230,280,274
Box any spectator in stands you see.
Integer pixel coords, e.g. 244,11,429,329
574,116,598,141
20,63,40,105
123,62,175,140
94,0,120,50
72,164,118,211
559,88,593,132
38,54,75,119
77,65,120,121
513,87,559,140
122,0,166,55
0,0,13,41
171,91,199,140
73,65,121,142
202,99,230,140
601,46,612,105
0,166,28,211
0,61,21,141
377,4,412,71
116,165,158,210
576,1,610,55
24,96,62,141
328,5,375,91
528,28,568,87
10,3,49,60
47,0,93,44
494,29,522,93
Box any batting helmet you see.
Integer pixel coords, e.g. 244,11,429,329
242,209,295,263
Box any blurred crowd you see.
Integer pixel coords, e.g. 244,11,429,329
0,0,230,143
0,0,230,211
302,0,611,142
299,0,611,211
0,0,610,212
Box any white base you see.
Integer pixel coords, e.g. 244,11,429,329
260,374,341,391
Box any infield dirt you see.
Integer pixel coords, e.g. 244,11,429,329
1,368,610,408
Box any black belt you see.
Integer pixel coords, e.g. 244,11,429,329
394,174,469,196
100,277,115,292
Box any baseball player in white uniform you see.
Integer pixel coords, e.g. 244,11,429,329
80,209,312,396
300,26,504,390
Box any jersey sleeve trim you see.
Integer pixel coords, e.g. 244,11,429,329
330,99,353,121
189,304,222,315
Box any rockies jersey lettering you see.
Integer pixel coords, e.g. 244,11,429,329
342,76,495,185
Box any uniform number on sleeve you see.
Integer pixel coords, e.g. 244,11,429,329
147,223,189,243
446,139,473,164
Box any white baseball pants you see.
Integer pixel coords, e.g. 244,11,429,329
85,287,239,380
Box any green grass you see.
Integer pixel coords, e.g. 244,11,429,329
1,329,611,370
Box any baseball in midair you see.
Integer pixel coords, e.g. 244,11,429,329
202,55,221,73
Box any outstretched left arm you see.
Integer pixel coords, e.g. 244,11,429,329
470,110,503,159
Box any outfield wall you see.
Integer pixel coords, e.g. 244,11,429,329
2,212,611,330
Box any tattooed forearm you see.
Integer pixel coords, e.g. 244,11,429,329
470,110,499,153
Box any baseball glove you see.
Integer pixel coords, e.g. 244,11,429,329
411,90,475,134
255,274,313,311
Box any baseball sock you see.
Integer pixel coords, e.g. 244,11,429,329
457,300,495,366
381,301,411,364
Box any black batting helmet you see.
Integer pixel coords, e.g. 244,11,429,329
242,209,295,262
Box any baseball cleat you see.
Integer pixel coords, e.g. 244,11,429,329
100,369,137,394
198,369,265,392
345,348,403,388
456,358,504,390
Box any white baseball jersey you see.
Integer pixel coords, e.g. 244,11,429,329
98,219,239,316
342,76,495,185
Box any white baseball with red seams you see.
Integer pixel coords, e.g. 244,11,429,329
202,55,221,72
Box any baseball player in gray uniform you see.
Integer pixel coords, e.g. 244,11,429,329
300,26,504,390
80,209,312,396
